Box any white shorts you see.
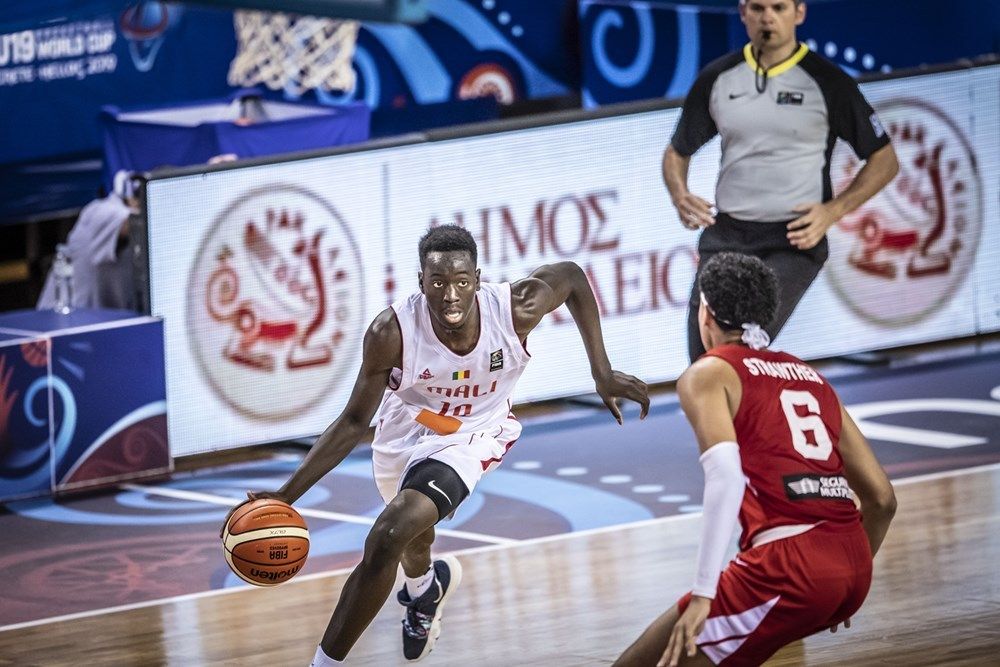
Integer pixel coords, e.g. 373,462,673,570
371,415,522,505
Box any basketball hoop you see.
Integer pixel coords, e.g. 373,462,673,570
228,10,360,96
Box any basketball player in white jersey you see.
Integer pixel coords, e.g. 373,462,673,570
226,224,650,665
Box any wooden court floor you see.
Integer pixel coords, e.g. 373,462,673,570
1,464,998,667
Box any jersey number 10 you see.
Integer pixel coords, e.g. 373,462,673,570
438,401,473,417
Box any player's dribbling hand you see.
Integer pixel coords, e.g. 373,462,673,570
219,490,289,538
594,370,650,424
660,596,711,667
673,193,716,230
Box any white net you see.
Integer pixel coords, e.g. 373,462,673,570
228,10,360,96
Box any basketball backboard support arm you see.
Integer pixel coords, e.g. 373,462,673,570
183,0,428,23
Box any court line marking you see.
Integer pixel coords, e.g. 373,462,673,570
1,461,998,634
117,483,517,546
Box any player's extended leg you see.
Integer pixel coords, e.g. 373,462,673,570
393,460,468,660
614,604,714,667
320,489,439,660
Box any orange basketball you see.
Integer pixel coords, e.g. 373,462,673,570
222,498,309,587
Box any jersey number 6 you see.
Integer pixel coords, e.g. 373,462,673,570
779,389,833,461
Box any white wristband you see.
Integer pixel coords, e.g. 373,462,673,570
692,441,744,599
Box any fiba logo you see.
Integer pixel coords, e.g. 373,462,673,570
827,99,982,327
186,186,364,421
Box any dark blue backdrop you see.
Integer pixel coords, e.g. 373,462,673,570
1,3,236,163
0,1,237,222
100,96,370,185
0,0,579,224
2,0,996,223
581,0,1000,107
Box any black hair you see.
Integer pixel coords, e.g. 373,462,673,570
418,224,477,267
698,253,779,331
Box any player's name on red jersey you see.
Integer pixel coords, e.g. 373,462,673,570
742,357,824,384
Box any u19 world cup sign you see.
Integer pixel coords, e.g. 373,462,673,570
827,99,983,327
186,185,364,421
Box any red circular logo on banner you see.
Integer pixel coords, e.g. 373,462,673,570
828,99,983,327
459,64,518,104
186,185,364,420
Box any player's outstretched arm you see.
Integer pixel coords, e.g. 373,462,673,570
221,309,401,531
510,261,649,423
838,403,896,557
278,308,401,502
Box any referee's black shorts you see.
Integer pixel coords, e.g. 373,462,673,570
686,213,829,362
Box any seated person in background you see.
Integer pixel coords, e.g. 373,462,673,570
37,170,139,311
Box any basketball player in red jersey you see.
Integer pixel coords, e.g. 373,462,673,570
615,252,896,667
225,225,649,665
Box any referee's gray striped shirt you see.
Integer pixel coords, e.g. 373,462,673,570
671,43,890,222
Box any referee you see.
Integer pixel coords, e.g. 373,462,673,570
665,0,899,362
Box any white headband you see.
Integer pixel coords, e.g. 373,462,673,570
700,292,771,350
740,323,771,350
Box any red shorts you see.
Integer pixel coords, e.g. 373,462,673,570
678,522,872,666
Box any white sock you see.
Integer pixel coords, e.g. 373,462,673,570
405,565,436,599
310,645,343,666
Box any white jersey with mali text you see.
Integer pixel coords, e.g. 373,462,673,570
375,282,531,450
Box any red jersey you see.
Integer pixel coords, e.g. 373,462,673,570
705,345,861,551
